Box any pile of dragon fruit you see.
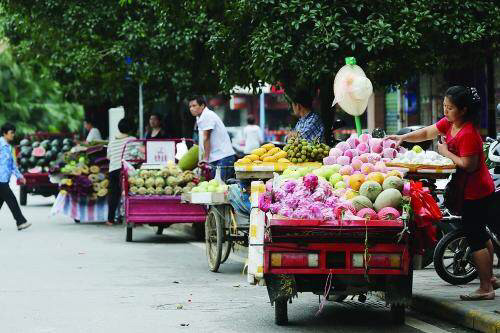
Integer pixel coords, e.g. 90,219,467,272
259,173,404,222
323,133,406,168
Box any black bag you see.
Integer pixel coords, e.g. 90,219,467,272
443,169,468,215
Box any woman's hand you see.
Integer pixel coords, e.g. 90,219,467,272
384,134,404,148
437,141,449,157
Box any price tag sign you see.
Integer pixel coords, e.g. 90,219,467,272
146,141,175,165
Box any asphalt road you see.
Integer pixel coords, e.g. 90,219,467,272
0,191,474,333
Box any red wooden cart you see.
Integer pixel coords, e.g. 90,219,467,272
263,216,413,325
122,139,207,242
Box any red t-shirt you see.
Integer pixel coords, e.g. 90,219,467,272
436,118,494,200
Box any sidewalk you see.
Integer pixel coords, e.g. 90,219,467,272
412,267,500,333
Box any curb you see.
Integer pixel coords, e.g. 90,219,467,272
412,293,500,333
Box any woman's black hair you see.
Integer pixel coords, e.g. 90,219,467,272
149,112,163,122
292,90,313,110
1,122,16,135
118,118,134,134
247,114,256,125
445,86,481,125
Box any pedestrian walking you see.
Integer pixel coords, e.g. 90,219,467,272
386,86,498,300
188,96,236,181
0,123,31,230
106,118,136,226
243,115,262,154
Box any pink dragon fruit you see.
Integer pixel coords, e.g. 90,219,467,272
292,208,310,219
336,155,351,166
284,195,300,209
279,206,293,217
351,158,363,171
321,208,335,221
258,192,272,212
282,180,298,194
344,149,359,160
269,202,282,214
324,196,339,208
323,156,337,165
340,165,354,176
356,142,370,154
377,207,401,220
383,139,396,149
329,147,343,158
273,188,287,202
303,174,319,191
311,188,327,202
361,163,374,174
335,142,350,152
353,170,362,175
359,133,372,143
398,146,407,154
382,148,398,159
356,208,378,220
381,158,392,163
371,143,383,154
265,179,273,192
359,153,371,163
309,202,325,219
369,153,381,162
346,137,360,149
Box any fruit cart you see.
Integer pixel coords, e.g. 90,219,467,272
263,215,413,325
183,183,251,272
122,139,207,242
16,132,75,205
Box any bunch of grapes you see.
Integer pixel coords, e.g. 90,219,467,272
283,137,330,163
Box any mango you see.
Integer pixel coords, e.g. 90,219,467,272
262,143,275,151
252,148,267,156
267,147,280,155
246,154,259,161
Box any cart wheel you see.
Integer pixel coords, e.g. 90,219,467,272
156,226,164,235
205,209,223,272
274,299,288,325
193,223,205,241
390,304,405,325
221,239,233,264
19,186,27,206
126,224,133,242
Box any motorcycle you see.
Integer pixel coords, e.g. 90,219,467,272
432,137,500,285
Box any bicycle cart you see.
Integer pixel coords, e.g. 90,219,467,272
122,139,206,242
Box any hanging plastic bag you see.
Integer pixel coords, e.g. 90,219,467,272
175,139,188,160
409,181,442,226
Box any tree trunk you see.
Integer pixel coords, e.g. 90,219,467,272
319,76,335,146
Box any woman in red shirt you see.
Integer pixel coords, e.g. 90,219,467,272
387,86,497,300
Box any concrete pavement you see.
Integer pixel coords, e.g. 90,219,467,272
0,189,478,333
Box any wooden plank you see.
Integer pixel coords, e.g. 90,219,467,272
235,171,275,180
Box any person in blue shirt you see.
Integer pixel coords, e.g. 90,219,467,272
0,123,31,230
291,90,325,142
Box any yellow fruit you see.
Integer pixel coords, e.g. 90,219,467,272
237,158,252,164
251,148,267,156
267,147,280,155
262,143,275,151
386,170,403,178
278,158,291,163
253,160,263,164
263,156,277,162
349,174,366,191
274,151,287,159
344,189,359,200
246,154,259,161
366,172,385,185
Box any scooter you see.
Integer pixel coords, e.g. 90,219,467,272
432,137,500,285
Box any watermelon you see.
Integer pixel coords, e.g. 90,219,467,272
51,139,60,147
31,141,40,148
41,140,50,150
178,145,199,171
19,158,28,167
20,139,30,147
28,156,37,166
62,145,71,152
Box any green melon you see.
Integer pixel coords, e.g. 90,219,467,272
178,145,199,171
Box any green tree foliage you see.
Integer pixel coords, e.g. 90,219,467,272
0,50,83,135
208,0,499,92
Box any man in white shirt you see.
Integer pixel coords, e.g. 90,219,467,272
188,96,235,181
84,118,102,143
243,114,262,154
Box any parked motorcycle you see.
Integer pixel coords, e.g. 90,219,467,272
432,137,500,285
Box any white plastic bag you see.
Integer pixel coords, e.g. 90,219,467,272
175,140,188,160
